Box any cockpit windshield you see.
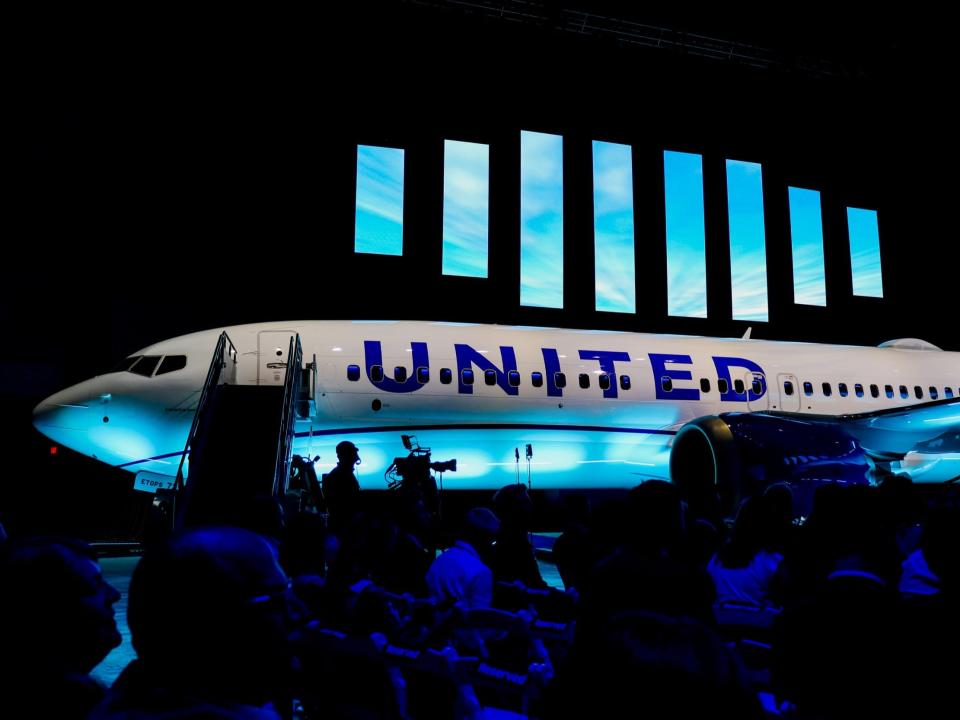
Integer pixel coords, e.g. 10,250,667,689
110,354,187,377
129,356,162,377
110,355,142,373
156,355,187,375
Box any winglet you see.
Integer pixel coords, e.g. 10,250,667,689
742,327,752,340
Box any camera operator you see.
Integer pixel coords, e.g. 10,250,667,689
322,441,362,536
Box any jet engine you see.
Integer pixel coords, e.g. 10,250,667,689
669,413,872,514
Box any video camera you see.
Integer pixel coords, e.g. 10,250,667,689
385,435,457,490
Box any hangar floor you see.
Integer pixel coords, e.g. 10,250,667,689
92,556,139,687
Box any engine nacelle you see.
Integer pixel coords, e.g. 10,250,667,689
670,413,872,514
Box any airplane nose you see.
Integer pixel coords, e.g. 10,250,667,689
33,387,93,431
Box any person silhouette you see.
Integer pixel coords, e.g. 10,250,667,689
1,537,122,719
322,441,362,534
426,507,500,609
92,527,299,719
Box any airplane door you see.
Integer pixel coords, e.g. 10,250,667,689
777,373,801,412
258,331,296,386
746,371,769,412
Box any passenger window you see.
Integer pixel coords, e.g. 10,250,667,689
855,383,864,397
752,377,764,395
484,369,497,386
555,372,567,388
870,384,879,398
130,356,162,377
783,380,794,396
440,368,453,384
930,386,938,400
579,373,591,389
599,374,611,391
661,376,673,393
899,385,908,399
915,385,923,399
718,378,729,394
531,372,543,388
620,375,631,390
700,378,711,393
803,381,814,397
822,382,832,397
945,387,954,399
461,369,474,385
838,383,848,397
347,364,361,382
370,365,384,382
416,367,429,384
508,370,521,387
394,367,407,383
885,385,894,399
734,379,745,395
156,355,187,376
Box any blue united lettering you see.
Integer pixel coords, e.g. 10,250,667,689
362,339,765,403
455,344,519,395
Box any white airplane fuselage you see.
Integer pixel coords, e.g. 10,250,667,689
32,321,960,490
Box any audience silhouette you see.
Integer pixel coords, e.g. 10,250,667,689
0,537,121,719
5,457,958,719
426,507,500,610
92,527,299,719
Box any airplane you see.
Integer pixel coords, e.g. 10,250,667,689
31,320,960,507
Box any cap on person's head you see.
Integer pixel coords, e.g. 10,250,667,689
464,507,500,535
336,441,358,457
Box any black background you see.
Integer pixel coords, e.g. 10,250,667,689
3,2,955,538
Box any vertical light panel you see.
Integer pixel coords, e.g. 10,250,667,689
726,159,769,321
847,207,883,297
593,140,636,313
442,140,490,278
354,144,404,255
520,130,564,308
788,187,827,306
664,150,707,318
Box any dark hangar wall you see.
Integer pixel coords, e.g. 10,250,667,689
7,2,954,390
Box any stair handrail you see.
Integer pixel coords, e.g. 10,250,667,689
174,331,238,492
273,333,303,495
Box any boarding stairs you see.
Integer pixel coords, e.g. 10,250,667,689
168,331,315,529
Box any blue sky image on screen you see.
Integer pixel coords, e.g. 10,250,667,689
442,140,490,278
520,131,564,309
847,207,883,298
593,140,636,313
788,187,827,306
355,145,405,256
726,159,769,321
664,150,707,318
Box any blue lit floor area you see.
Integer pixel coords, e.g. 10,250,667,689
536,556,562,590
91,556,139,687
90,554,565,688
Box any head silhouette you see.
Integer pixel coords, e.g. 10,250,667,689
127,527,297,704
1,537,121,674
336,440,360,466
